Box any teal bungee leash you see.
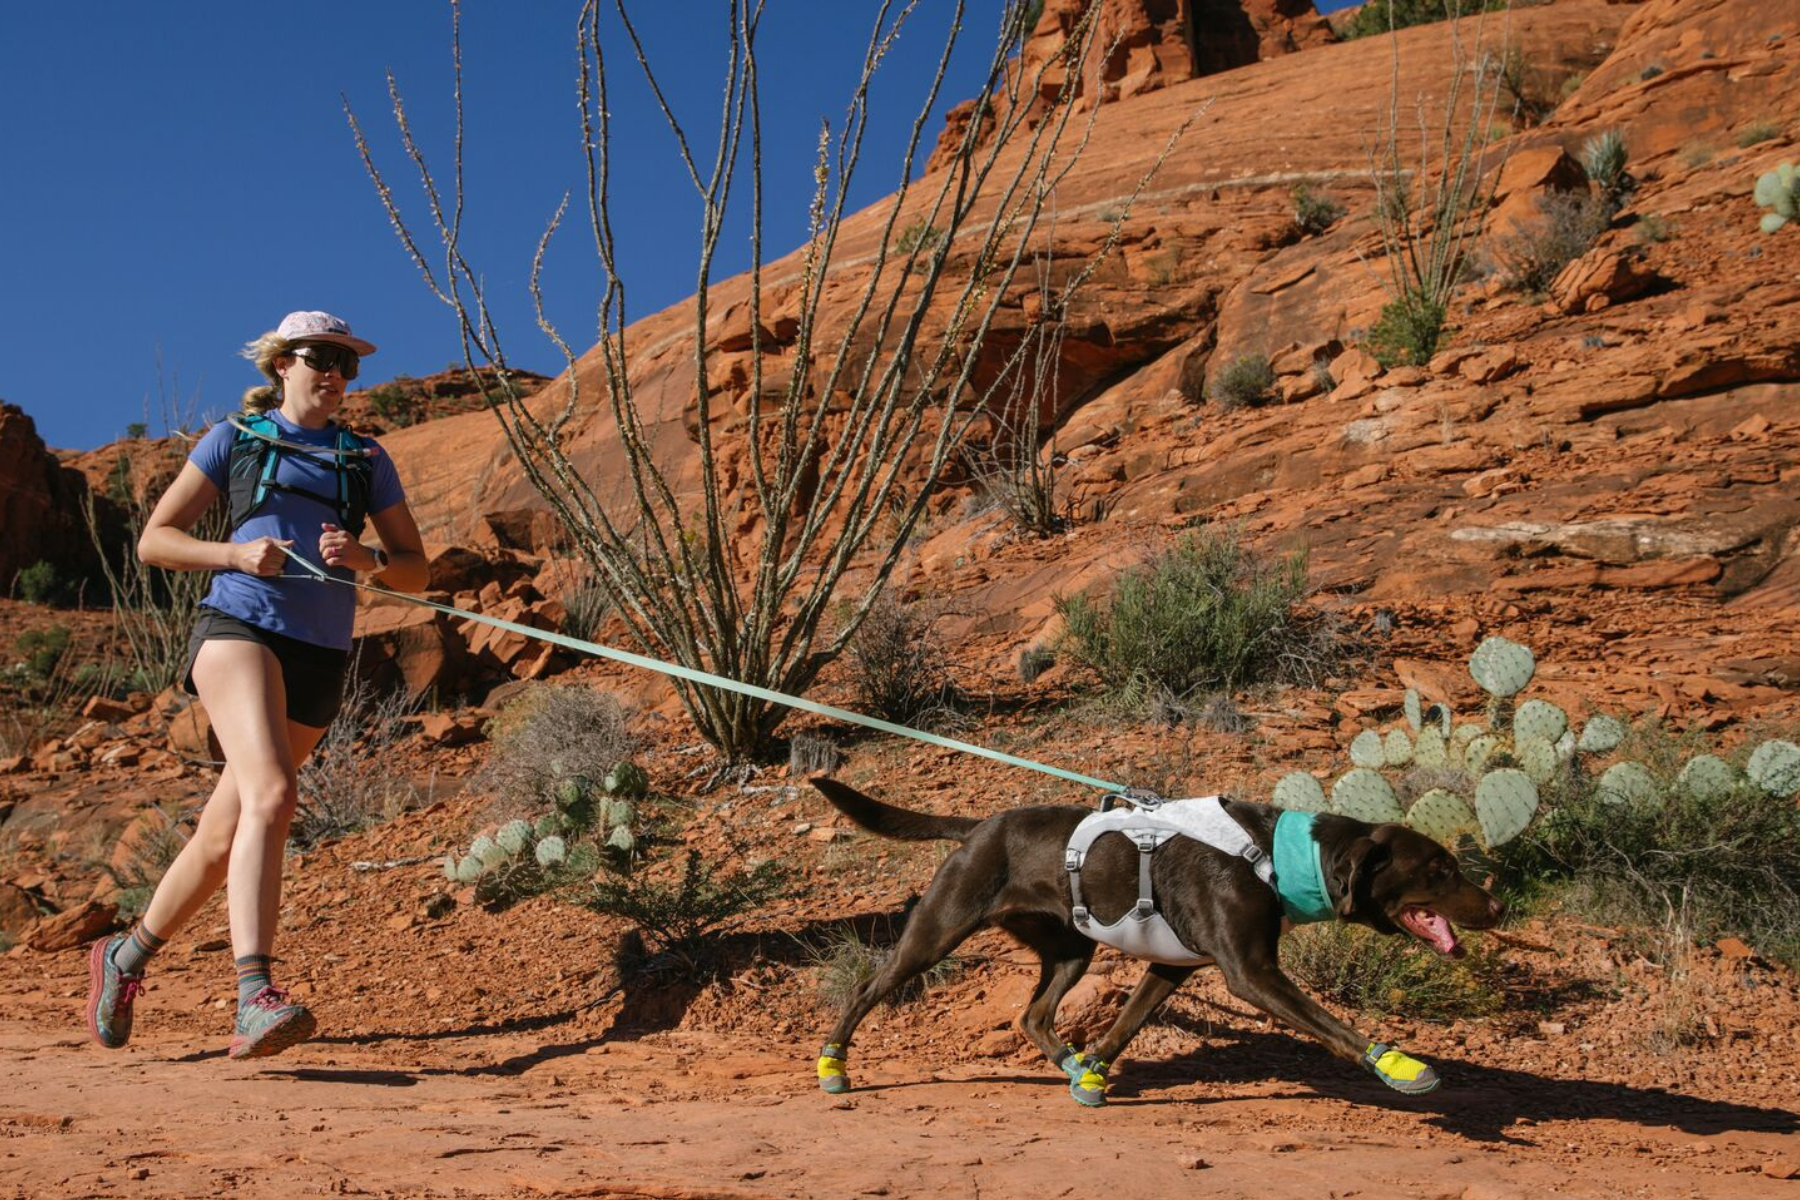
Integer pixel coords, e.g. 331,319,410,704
281,546,1127,793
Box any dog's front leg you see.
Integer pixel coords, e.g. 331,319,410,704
1060,961,1195,1107
1216,945,1442,1096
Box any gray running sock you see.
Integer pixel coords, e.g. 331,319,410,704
236,954,273,1008
111,923,166,977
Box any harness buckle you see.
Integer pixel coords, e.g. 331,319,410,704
1063,847,1082,872
1071,905,1091,927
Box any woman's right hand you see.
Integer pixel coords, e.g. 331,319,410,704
233,537,293,577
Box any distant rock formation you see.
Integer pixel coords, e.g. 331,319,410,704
926,0,1333,174
0,403,105,595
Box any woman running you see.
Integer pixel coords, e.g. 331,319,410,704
87,310,428,1058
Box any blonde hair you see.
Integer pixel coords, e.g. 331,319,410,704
239,331,294,413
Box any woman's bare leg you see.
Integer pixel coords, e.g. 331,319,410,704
139,721,327,944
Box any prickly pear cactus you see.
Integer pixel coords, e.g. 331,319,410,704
1747,739,1800,797
1407,789,1476,845
607,824,638,853
440,853,460,882
1273,771,1329,812
534,812,565,840
553,776,592,809
1470,636,1535,699
1475,768,1539,849
496,819,534,857
1677,754,1737,802
454,855,483,884
1404,688,1423,734
1755,161,1798,233
606,799,636,829
1514,699,1567,745
1383,728,1415,768
1597,761,1659,807
535,835,568,867
1577,715,1625,753
1350,729,1385,768
1332,768,1404,824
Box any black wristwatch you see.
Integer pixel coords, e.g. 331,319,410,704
366,546,390,574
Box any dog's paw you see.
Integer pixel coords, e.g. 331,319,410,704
817,1044,851,1095
1362,1042,1440,1095
1064,1053,1109,1107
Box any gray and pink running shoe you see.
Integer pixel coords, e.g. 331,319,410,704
228,985,317,1060
86,935,144,1049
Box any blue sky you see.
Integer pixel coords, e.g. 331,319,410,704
2,2,1355,452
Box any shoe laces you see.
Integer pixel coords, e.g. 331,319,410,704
117,978,143,1007
246,984,293,1010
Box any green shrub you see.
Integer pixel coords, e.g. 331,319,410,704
585,849,791,979
1338,0,1507,41
811,928,961,1010
16,626,71,680
1495,190,1613,294
1736,119,1782,149
1282,923,1508,1020
1207,353,1276,409
1290,184,1347,236
478,683,639,812
1053,527,1320,709
15,562,67,607
893,218,943,256
845,591,957,726
1365,291,1449,368
1495,738,1800,967
365,385,422,428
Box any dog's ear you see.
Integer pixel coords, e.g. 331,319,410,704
1335,837,1391,919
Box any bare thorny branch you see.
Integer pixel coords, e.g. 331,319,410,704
346,0,1195,758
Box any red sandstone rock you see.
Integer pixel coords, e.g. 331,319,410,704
26,899,117,952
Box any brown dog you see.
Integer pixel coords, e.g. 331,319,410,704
809,778,1504,1105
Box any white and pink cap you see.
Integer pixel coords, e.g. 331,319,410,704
276,311,377,356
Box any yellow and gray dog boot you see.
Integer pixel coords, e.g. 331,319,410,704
817,1043,850,1094
1063,1052,1110,1107
1362,1042,1440,1095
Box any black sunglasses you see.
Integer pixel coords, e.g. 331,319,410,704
291,344,360,381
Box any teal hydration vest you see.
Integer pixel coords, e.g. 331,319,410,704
226,413,378,536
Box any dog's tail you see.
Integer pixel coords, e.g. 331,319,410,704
809,778,981,843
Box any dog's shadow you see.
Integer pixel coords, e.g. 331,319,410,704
1102,1024,1797,1143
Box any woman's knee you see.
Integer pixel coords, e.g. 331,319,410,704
236,777,299,825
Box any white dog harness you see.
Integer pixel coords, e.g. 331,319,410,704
1065,794,1322,966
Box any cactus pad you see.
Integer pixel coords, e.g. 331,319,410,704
496,819,534,856
534,812,565,839
1414,725,1449,769
1597,761,1659,807
604,761,650,797
1407,789,1476,845
454,855,483,884
1332,768,1403,824
470,833,506,869
1404,688,1423,734
534,836,568,867
1273,771,1330,813
1475,768,1539,848
1754,161,1798,234
1469,636,1536,698
553,775,593,810
1554,730,1576,762
1517,737,1560,785
1577,715,1626,753
1463,734,1506,777
1513,699,1567,745
1677,754,1737,802
607,824,638,852
1748,740,1800,797
440,853,460,882
1383,729,1415,768
1350,729,1385,768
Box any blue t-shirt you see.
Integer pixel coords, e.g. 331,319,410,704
189,410,406,650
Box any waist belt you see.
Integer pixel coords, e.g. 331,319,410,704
1064,795,1274,966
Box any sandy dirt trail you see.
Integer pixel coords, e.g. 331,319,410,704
4,963,1797,1200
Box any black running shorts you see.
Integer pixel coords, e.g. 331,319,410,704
183,607,350,729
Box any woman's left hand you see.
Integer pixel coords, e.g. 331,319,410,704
319,522,380,572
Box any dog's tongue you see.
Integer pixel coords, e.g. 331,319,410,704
1401,906,1462,957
